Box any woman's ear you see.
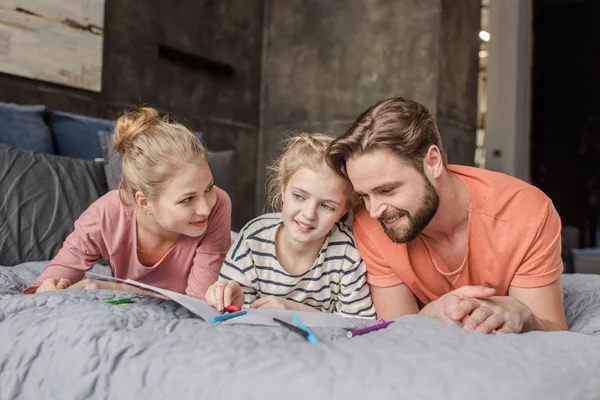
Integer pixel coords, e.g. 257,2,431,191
135,191,151,213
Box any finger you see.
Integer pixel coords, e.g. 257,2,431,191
454,286,496,299
451,298,480,321
223,282,236,308
37,279,59,293
205,285,217,306
439,294,463,324
475,314,504,334
495,321,521,335
233,284,246,306
70,280,89,289
214,283,226,312
250,297,270,309
56,278,71,290
462,307,493,331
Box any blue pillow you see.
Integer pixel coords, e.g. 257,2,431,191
0,102,54,154
49,111,205,160
48,111,115,160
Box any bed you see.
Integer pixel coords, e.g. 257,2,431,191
1,262,599,400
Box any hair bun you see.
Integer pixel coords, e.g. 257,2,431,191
113,107,160,154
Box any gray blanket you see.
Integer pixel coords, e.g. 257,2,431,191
1,262,600,400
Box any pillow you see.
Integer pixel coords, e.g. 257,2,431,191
98,130,237,228
0,144,108,265
48,111,114,160
0,102,54,154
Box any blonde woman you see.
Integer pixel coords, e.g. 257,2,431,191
25,108,231,299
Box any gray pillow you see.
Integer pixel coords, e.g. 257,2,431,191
98,130,237,228
0,144,108,265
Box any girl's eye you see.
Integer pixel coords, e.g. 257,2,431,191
205,184,214,193
321,204,334,211
293,193,304,200
180,197,193,204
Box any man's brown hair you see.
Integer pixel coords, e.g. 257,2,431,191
326,97,447,177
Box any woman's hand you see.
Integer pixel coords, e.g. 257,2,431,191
35,278,72,293
69,279,154,296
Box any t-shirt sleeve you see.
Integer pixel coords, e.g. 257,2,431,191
24,200,104,293
511,200,564,288
335,259,376,319
353,216,403,287
218,228,260,306
185,188,234,299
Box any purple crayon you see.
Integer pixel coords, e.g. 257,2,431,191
347,320,395,338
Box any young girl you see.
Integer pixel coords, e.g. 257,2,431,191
24,107,232,299
205,133,376,318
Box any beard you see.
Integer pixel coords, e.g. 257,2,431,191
379,176,439,243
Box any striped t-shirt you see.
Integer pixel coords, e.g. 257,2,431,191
219,213,376,318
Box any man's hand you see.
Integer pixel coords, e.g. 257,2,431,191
250,296,317,312
454,279,568,333
36,278,72,293
419,286,496,325
457,296,534,334
205,280,245,312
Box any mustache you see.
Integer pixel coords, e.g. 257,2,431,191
379,209,408,222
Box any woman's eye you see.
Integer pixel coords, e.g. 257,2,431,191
321,204,334,211
293,193,304,200
205,184,214,193
180,197,193,204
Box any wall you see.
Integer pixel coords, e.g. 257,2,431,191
484,0,532,182
257,0,480,209
0,0,481,225
0,0,264,229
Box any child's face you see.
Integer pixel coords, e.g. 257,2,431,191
281,166,348,244
150,162,217,238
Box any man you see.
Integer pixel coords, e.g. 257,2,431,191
326,97,567,333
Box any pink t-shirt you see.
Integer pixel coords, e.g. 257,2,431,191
26,187,232,299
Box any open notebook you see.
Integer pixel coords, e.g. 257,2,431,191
86,272,370,329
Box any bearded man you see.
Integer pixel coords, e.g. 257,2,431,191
326,97,568,334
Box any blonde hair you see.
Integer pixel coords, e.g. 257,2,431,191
113,107,207,204
265,133,353,212
327,97,447,178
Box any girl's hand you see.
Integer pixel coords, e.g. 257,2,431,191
250,296,318,312
36,278,72,293
205,280,245,312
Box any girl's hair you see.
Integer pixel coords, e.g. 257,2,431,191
265,133,353,212
113,107,207,204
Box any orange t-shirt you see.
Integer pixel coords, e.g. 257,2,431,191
353,165,563,305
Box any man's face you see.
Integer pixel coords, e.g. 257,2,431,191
346,149,439,243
